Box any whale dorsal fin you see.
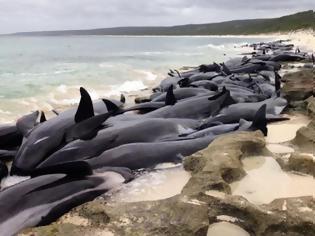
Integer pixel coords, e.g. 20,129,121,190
274,71,281,97
208,87,226,101
251,104,268,136
165,85,177,106
40,111,47,123
75,87,94,123
16,111,40,136
221,63,232,75
103,99,120,113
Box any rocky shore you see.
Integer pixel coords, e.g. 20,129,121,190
20,50,315,235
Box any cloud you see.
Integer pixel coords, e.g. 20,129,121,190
0,0,314,33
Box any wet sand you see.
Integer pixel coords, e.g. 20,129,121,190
107,164,190,202
266,144,295,154
207,222,250,236
266,114,310,143
231,156,315,204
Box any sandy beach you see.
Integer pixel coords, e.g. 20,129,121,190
277,30,315,52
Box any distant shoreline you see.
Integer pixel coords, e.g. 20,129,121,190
1,34,278,38
4,10,314,37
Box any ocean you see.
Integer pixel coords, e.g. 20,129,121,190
0,35,273,122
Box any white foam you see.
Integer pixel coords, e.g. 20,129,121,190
56,84,68,93
0,109,12,115
117,80,147,93
134,69,158,81
99,63,114,68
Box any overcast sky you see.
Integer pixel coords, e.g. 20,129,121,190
0,0,314,34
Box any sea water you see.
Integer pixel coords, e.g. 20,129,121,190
0,35,273,122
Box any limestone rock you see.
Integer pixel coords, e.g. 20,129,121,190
288,152,314,176
282,70,314,104
306,96,315,119
293,121,315,153
22,131,315,236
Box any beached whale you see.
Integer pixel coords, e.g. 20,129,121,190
0,161,8,183
187,72,220,82
86,136,213,170
0,124,23,150
11,88,111,175
0,150,17,162
188,80,219,91
269,53,306,62
0,169,131,236
144,88,235,119
190,104,268,136
0,38,307,234
37,118,199,168
200,96,287,127
220,96,287,117
119,85,177,114
198,63,221,73
151,87,212,102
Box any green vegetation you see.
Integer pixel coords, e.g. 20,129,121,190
13,10,315,36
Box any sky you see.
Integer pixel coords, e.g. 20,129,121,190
0,0,314,34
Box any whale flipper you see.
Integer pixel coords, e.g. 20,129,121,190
65,112,111,143
75,87,94,123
